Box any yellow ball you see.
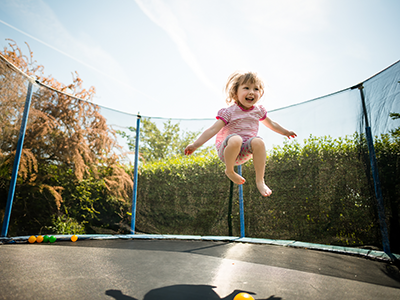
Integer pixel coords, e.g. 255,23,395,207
36,235,44,243
71,235,78,242
28,235,36,243
234,293,254,300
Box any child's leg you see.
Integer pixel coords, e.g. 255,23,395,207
251,138,272,197
224,135,246,185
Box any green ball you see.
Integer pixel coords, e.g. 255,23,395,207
49,236,56,243
43,235,50,243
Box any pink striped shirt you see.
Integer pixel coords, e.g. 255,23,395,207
215,104,267,150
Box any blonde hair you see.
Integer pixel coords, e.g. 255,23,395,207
225,71,265,106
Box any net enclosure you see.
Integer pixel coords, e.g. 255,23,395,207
1,53,399,256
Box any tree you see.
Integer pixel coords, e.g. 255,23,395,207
389,112,400,138
118,118,211,163
0,39,132,235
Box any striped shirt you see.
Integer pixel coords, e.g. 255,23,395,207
215,104,267,150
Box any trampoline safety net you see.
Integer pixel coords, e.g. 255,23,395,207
1,53,399,254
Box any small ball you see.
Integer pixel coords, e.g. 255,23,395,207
36,235,44,243
28,235,36,243
43,235,50,243
234,293,254,300
49,235,57,243
71,235,78,242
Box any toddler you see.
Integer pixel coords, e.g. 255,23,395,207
185,71,296,197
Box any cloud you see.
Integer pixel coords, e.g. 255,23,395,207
134,0,329,92
0,18,109,78
135,0,220,95
242,0,328,33
0,0,156,102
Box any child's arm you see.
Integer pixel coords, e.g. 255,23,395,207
185,119,225,155
261,116,297,139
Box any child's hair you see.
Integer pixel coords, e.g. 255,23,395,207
225,71,265,106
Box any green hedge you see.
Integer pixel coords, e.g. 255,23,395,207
135,134,400,249
136,154,232,236
3,132,398,251
247,135,378,245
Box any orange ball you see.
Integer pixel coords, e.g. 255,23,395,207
28,235,36,243
36,235,44,243
234,293,254,300
71,235,78,242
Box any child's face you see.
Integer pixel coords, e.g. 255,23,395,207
236,82,262,110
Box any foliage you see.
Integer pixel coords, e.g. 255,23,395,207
389,112,400,138
117,118,211,163
45,215,86,235
0,40,132,235
374,112,400,252
133,133,400,250
135,154,231,235
258,134,377,245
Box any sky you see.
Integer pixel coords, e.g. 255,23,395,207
0,0,399,121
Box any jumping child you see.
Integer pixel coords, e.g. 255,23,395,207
184,71,297,197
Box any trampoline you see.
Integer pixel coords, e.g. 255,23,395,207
1,235,400,300
1,41,400,300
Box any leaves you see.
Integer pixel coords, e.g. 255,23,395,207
0,40,132,235
134,132,399,248
389,112,400,138
118,118,209,163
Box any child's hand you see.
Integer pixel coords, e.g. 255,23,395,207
184,144,197,155
287,131,297,139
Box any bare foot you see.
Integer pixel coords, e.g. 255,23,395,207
257,181,272,197
225,169,246,185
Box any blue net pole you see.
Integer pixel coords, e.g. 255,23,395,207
238,165,245,238
356,84,394,260
130,114,141,234
228,180,234,236
1,81,33,237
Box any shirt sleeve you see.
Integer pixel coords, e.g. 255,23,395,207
258,105,267,121
216,107,231,125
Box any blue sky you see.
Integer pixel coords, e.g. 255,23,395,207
1,0,399,120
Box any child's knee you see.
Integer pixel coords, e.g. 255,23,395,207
227,135,243,147
251,137,265,150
